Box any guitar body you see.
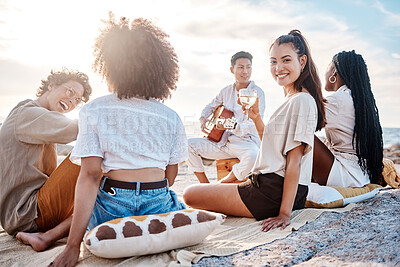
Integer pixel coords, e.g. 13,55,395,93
202,106,235,142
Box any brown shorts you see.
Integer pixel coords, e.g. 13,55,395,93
35,155,81,231
237,172,308,221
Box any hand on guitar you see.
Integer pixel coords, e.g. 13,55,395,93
201,106,236,142
200,117,210,131
237,95,260,121
215,121,228,130
200,114,234,131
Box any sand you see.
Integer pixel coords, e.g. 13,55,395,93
175,163,400,266
2,152,399,266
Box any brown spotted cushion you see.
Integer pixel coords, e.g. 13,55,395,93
84,209,226,258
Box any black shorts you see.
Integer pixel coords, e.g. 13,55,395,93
237,172,308,221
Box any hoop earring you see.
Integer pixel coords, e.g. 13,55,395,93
329,70,337,84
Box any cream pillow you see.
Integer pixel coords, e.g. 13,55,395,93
84,209,225,258
382,158,400,188
306,183,382,208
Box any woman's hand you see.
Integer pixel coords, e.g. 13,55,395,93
48,245,80,267
237,95,260,121
261,213,291,232
247,98,260,120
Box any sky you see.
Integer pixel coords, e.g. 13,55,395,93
0,0,399,130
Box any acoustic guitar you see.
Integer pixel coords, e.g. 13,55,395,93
202,105,237,142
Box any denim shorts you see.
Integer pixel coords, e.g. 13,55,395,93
87,177,186,231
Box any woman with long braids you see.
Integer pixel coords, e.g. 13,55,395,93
312,50,384,187
184,30,325,231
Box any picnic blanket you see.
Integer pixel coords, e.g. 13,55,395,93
0,204,354,266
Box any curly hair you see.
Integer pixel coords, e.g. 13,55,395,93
270,30,326,131
93,13,179,100
333,50,384,184
36,69,92,103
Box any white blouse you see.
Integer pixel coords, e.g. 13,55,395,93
324,85,369,187
324,85,357,155
71,94,188,173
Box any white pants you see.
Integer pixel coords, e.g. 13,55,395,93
187,135,260,181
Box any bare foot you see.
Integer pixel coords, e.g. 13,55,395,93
16,232,50,252
219,171,239,183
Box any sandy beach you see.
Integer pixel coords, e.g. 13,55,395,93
166,159,400,266
181,163,400,266
0,148,399,266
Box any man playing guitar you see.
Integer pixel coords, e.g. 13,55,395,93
188,51,265,183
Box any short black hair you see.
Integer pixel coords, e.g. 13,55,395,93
231,51,252,67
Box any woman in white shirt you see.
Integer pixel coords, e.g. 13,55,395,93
183,30,325,232
312,50,384,187
51,15,187,266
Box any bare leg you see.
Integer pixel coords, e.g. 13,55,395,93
219,171,240,183
183,183,252,217
16,216,72,252
194,172,210,183
312,135,334,185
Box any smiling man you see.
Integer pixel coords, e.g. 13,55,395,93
0,69,92,250
188,51,265,183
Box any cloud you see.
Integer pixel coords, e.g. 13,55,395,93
0,0,399,127
0,0,8,10
392,53,400,59
374,0,400,27
168,0,400,127
174,3,287,40
0,59,48,117
0,59,49,93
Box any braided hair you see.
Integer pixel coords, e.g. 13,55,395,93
333,50,384,184
271,30,326,131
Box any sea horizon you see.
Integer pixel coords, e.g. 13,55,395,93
1,121,399,148
184,121,400,148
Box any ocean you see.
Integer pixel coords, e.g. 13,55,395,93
185,122,400,148
316,128,400,148
382,128,400,148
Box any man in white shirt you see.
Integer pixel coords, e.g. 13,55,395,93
188,51,265,183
